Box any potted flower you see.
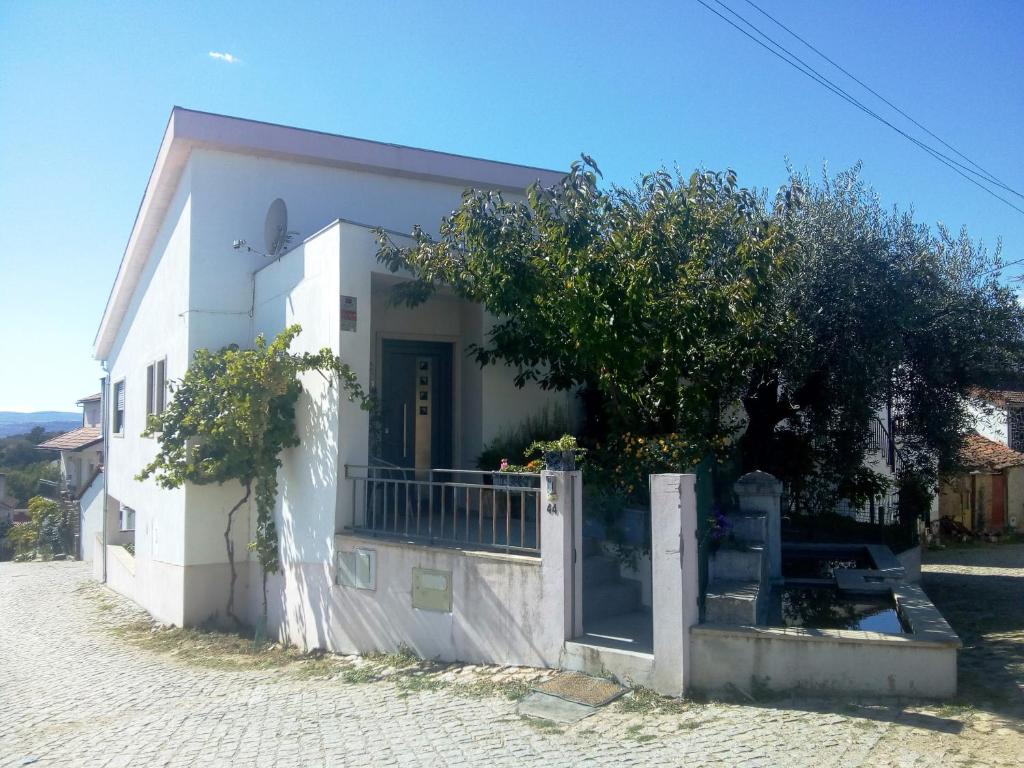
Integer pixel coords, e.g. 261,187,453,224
525,434,586,472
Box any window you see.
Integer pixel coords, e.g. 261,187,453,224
119,505,136,532
113,380,125,435
1010,408,1024,452
146,358,167,417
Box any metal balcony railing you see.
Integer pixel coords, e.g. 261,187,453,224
343,465,542,555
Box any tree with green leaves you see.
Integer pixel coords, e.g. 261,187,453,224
377,157,795,464
741,166,1024,518
6,495,71,559
138,325,369,627
377,157,1024,523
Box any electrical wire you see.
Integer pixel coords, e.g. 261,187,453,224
695,0,1024,217
741,0,1021,199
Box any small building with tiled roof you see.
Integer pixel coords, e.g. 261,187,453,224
37,426,102,453
940,432,1024,533
33,393,105,560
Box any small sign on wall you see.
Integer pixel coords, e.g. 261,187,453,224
337,548,376,590
340,295,358,332
412,567,452,613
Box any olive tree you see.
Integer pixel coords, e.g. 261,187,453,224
741,166,1024,515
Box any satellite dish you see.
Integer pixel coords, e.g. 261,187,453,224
264,198,288,256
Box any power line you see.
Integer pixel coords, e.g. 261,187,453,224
741,0,1020,199
695,0,1024,217
708,0,1016,195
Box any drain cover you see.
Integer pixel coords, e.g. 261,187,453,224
532,672,627,707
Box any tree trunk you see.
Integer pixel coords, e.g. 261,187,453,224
739,372,794,474
223,482,251,627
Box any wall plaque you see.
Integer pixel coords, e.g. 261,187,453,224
340,295,358,332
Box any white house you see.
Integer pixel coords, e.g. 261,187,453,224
92,108,579,656
36,392,105,560
89,108,964,699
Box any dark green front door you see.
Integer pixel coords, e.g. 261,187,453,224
379,339,453,471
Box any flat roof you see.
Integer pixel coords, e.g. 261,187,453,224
93,107,564,361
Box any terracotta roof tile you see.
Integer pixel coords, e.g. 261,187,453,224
973,388,1024,407
77,392,102,403
37,426,102,452
960,432,1024,472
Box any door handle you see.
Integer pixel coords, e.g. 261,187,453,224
403,403,408,459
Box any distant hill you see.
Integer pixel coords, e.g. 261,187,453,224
0,412,81,438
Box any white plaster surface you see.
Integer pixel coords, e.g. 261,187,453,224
650,473,699,696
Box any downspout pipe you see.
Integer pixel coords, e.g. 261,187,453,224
100,370,109,584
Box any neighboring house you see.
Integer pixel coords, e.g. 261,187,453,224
937,388,1024,534
36,392,105,560
970,388,1024,450
939,433,1024,533
92,108,572,643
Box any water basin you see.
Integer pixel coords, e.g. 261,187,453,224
771,585,908,634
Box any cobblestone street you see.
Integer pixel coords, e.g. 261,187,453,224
1,554,1022,767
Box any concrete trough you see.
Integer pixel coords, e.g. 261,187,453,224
691,582,961,699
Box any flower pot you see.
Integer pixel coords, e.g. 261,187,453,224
543,450,576,472
494,473,535,489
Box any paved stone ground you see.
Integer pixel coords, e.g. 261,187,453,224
1,555,1022,767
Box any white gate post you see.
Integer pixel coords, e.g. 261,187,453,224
650,473,700,697
540,470,583,660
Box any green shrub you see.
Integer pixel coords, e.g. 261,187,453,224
477,404,572,470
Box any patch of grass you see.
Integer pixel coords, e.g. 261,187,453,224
616,685,691,716
98,599,549,704
336,663,380,684
109,619,319,673
367,644,419,669
453,676,533,701
625,724,656,743
521,716,563,735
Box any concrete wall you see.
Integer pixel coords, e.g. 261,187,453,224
276,537,557,666
259,471,579,669
691,624,958,698
1006,466,1024,530
104,545,137,604
79,473,104,562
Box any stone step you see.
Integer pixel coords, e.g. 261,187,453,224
582,554,620,585
583,579,642,622
730,511,767,545
561,639,654,690
705,580,761,625
709,546,764,582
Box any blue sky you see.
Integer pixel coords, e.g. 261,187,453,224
1,0,1022,412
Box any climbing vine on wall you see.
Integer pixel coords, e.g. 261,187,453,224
137,325,370,628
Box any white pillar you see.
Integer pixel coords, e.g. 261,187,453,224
540,470,583,661
734,471,783,582
650,473,699,697
335,227,372,533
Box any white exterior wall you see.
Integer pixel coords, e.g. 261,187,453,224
78,472,104,562
103,163,193,625
970,401,1008,445
99,140,569,630
82,400,101,428
61,445,103,495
